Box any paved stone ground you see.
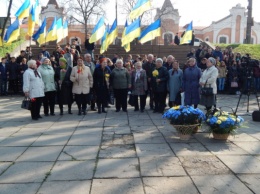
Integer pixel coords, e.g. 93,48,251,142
0,94,259,194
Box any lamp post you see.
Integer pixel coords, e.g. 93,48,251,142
245,0,253,44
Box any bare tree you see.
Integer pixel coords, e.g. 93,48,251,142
1,0,13,42
61,0,108,39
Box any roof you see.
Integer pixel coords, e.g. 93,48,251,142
161,0,174,11
47,0,59,8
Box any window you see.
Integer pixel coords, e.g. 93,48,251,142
219,36,227,44
164,33,173,45
205,38,209,41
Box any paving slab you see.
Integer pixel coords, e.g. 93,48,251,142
179,156,231,175
104,119,129,127
0,136,39,146
0,162,53,183
204,143,249,155
78,119,104,127
133,132,166,144
135,144,175,157
0,147,27,161
47,160,95,181
13,127,47,136
24,121,55,128
74,127,103,135
191,175,253,194
0,162,12,175
94,158,140,178
102,134,134,145
130,126,159,133
38,180,91,194
16,146,63,162
164,133,199,143
32,134,70,146
58,146,99,160
99,145,136,158
91,178,144,194
128,119,154,126
139,156,186,176
103,126,131,134
0,183,41,194
228,133,259,142
238,175,260,194
67,134,101,146
169,143,212,156
233,142,260,154
143,177,198,194
217,155,260,173
0,127,21,137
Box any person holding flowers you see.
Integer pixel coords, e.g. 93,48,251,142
70,58,93,115
55,57,73,115
93,57,110,114
151,58,169,113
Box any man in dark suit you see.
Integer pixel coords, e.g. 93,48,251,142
84,34,95,60
0,58,8,95
174,33,180,45
142,54,155,109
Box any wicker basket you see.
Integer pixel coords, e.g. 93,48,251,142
213,133,230,140
172,124,200,140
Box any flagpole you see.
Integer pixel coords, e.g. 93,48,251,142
115,0,118,23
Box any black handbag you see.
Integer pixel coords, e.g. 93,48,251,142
128,94,135,106
201,79,213,96
21,97,32,110
108,90,114,105
175,91,182,105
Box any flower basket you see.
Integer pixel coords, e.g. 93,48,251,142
173,124,200,140
206,107,244,140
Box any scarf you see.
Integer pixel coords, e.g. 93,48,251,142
60,64,67,82
135,69,143,82
171,68,178,75
30,67,41,78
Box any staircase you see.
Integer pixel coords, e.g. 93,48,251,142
31,44,198,65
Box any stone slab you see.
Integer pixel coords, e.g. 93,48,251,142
179,156,231,175
238,175,260,194
228,133,259,142
67,134,101,146
0,136,39,147
233,142,260,154
205,143,249,155
191,175,253,194
133,132,166,144
102,134,134,145
218,155,260,174
131,126,159,133
143,177,199,194
73,127,103,135
0,147,27,161
78,119,104,127
169,143,212,156
0,183,41,194
99,145,136,158
38,180,91,194
140,156,186,176
0,162,53,183
103,127,131,134
91,178,144,194
32,134,70,146
58,146,99,161
135,144,175,157
16,146,63,162
0,162,12,175
128,119,154,126
94,158,140,178
47,160,95,181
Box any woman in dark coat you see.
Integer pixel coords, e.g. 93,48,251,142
93,57,110,114
55,57,73,115
183,58,202,108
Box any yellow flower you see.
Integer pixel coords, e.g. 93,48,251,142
152,69,159,77
172,105,180,110
105,74,110,78
217,120,222,124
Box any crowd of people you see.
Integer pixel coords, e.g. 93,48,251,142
0,38,259,120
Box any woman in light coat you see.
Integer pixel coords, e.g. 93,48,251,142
131,62,147,112
199,57,219,111
70,58,93,115
23,60,45,120
38,57,56,116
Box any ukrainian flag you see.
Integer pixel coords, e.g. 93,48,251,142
89,17,106,44
122,21,130,52
15,0,31,20
28,4,36,37
129,0,151,20
139,19,161,44
100,25,109,54
107,19,118,47
121,17,141,46
32,18,46,46
46,17,57,42
4,19,20,44
63,20,68,39
56,18,63,43
180,21,193,45
34,0,41,25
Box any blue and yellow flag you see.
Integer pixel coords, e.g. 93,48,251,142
63,20,68,39
4,19,20,44
46,17,57,42
129,0,151,20
15,0,31,20
139,19,161,44
100,25,109,54
34,0,41,25
122,21,130,52
28,4,36,36
89,17,106,43
121,17,141,46
180,21,193,45
33,17,46,46
0,37,3,47
107,19,118,48
56,18,63,43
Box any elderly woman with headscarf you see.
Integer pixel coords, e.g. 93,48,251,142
110,59,131,112
55,57,73,115
23,60,45,120
93,57,110,114
70,58,93,115
131,62,147,112
37,57,56,116
199,57,219,111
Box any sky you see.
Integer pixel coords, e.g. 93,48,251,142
1,0,260,27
